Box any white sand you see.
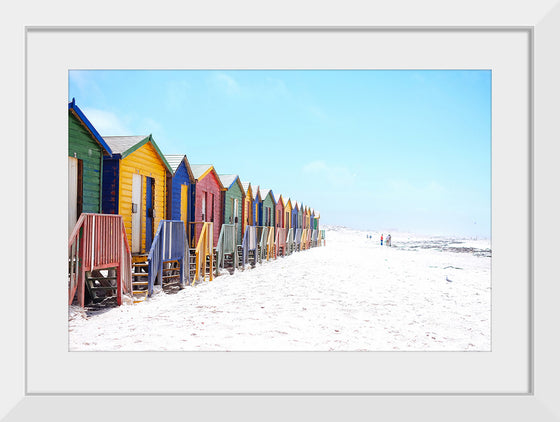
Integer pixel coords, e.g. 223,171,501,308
68,227,491,351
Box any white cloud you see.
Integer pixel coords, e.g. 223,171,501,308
68,71,105,103
307,105,327,120
264,77,290,98
213,72,241,95
303,160,328,173
82,108,131,136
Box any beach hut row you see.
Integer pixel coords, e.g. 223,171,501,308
68,99,324,307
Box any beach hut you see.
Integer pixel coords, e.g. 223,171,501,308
275,194,285,230
68,99,113,236
292,201,299,231
164,154,196,243
241,182,254,233
284,198,292,231
309,208,316,247
292,202,302,251
261,189,276,228
219,174,245,245
313,211,321,247
298,203,305,230
102,134,172,255
191,164,225,247
252,185,262,227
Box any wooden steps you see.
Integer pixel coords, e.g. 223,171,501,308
84,269,118,304
131,255,149,303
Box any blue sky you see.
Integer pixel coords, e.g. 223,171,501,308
69,70,491,238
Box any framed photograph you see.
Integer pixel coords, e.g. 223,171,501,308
5,0,559,420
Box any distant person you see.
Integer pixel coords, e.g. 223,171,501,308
381,234,383,246
387,234,392,247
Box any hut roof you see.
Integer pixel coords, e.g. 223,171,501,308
164,154,195,181
241,182,252,197
261,189,275,204
218,174,241,191
191,164,225,189
253,185,262,201
103,134,172,174
68,99,112,156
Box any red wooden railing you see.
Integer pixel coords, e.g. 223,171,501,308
68,213,132,307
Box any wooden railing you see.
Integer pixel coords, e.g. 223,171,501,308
68,213,132,307
193,222,213,285
241,225,257,269
300,228,307,250
147,220,186,296
275,227,287,257
216,224,237,272
266,226,275,260
256,226,269,263
294,228,302,250
286,228,294,255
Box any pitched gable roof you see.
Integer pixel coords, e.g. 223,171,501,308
164,154,195,181
241,182,253,199
191,164,225,190
260,189,275,204
68,99,112,156
218,174,241,191
253,185,262,202
103,134,173,174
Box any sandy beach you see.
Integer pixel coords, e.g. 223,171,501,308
68,226,491,351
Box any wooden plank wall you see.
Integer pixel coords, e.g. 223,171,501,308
68,113,103,213
118,142,167,253
194,171,223,247
223,181,244,244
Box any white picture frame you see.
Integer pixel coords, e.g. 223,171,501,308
4,0,560,420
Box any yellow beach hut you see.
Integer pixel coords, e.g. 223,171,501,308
102,135,172,255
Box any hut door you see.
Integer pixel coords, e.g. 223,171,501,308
68,156,78,237
181,184,189,224
201,193,206,221
234,198,239,242
131,173,142,253
145,177,155,250
243,198,248,234
181,184,189,243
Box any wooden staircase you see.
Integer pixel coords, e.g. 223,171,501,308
84,269,118,304
68,213,133,307
132,254,185,302
236,245,243,269
243,245,257,269
187,248,196,284
162,260,183,286
131,255,149,303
